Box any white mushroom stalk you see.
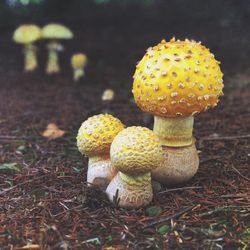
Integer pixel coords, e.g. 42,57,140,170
74,68,84,81
46,41,64,74
87,155,117,189
23,43,38,72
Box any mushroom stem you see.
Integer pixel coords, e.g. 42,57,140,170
87,155,117,190
106,172,153,208
46,41,62,74
151,142,199,185
153,115,194,147
73,68,85,82
153,116,198,184
23,44,37,72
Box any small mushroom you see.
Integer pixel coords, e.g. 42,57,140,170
106,126,164,208
102,89,115,101
13,24,41,72
77,114,125,190
132,38,224,184
71,53,88,81
42,23,73,74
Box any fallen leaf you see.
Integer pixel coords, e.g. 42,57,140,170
42,123,66,139
21,244,40,249
102,89,114,101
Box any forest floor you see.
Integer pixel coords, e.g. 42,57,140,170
0,2,250,249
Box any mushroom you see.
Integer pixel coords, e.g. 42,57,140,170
13,24,41,72
132,38,224,184
71,53,88,81
106,126,164,208
42,23,73,74
77,114,125,190
102,89,115,101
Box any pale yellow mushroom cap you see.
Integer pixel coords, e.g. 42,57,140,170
13,24,41,44
71,53,87,68
42,23,73,40
110,126,164,175
77,114,125,157
132,38,224,118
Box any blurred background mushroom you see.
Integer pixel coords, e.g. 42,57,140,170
101,89,115,101
42,23,73,74
13,24,41,71
71,53,88,81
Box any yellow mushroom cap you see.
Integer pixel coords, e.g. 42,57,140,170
77,114,125,157
42,23,73,40
132,38,224,118
110,126,164,175
71,53,88,68
13,24,41,44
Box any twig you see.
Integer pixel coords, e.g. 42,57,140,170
0,135,31,140
142,205,195,229
198,206,248,217
221,193,249,198
53,205,84,217
201,134,250,141
232,165,250,182
159,186,203,194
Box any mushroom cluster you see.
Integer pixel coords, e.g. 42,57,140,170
77,118,164,208
13,23,88,80
132,38,224,184
76,38,224,209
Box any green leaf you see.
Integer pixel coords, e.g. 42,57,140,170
157,224,170,235
146,206,162,216
85,237,101,246
241,228,250,243
105,235,112,242
0,163,20,172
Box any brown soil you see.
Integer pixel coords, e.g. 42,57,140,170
0,2,250,249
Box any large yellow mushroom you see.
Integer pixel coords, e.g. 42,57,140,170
77,114,125,190
132,38,224,184
13,24,41,72
42,23,73,74
106,126,164,208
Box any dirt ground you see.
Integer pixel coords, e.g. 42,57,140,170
0,1,250,249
